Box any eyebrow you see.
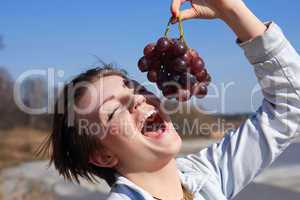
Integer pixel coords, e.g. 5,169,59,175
99,95,115,109
98,78,128,109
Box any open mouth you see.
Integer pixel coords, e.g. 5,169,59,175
141,110,166,138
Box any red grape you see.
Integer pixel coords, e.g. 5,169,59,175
157,69,170,86
170,73,181,83
162,85,178,99
143,43,156,58
172,58,188,73
150,59,162,70
173,40,187,56
179,73,197,89
159,52,168,62
189,49,200,60
164,76,181,91
147,70,158,82
191,57,205,74
195,69,207,82
176,89,191,102
166,38,178,57
151,50,163,61
192,83,208,98
156,37,171,53
181,52,193,66
138,56,151,72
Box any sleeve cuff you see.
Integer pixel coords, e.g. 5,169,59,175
238,22,288,64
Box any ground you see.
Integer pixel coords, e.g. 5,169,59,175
0,128,300,199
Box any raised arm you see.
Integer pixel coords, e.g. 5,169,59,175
173,0,300,199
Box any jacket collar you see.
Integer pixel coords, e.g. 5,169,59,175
112,165,209,199
113,173,154,200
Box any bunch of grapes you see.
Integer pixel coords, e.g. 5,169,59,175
138,36,211,101
138,17,211,102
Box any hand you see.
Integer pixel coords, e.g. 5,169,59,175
171,0,241,22
170,0,266,42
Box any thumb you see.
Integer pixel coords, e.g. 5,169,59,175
181,8,198,21
171,8,197,24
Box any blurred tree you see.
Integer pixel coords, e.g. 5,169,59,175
0,35,4,50
21,78,47,110
0,67,52,130
0,67,19,129
20,77,51,129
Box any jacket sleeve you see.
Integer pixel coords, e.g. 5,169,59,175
182,22,300,199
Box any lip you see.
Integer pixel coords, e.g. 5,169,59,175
142,119,174,141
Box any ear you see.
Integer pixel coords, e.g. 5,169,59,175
89,149,119,168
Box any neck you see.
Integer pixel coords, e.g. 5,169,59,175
121,159,183,200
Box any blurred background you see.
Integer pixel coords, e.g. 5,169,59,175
0,0,300,199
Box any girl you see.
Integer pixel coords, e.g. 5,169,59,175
42,0,300,199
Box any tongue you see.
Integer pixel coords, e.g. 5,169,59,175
143,129,163,139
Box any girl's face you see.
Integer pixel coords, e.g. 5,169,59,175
79,75,182,172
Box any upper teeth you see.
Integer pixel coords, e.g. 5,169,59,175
139,109,157,130
145,110,156,119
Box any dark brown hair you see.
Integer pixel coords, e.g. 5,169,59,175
38,65,127,186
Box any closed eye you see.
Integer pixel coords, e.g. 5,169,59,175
108,106,119,121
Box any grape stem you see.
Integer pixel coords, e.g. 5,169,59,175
177,15,188,48
164,18,172,37
164,15,188,48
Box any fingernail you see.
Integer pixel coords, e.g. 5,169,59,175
170,16,177,24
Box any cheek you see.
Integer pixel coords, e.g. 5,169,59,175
118,112,138,136
107,122,121,137
102,113,143,154
103,130,141,160
106,114,138,139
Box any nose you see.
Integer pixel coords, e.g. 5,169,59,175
129,94,146,113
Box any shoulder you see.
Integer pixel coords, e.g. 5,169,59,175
106,191,131,200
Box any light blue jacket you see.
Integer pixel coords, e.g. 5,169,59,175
107,22,300,200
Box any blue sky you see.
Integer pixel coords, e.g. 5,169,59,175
1,0,299,113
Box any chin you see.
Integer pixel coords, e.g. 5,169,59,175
154,131,182,159
165,124,182,153
165,133,182,156
154,139,182,170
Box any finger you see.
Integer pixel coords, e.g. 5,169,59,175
171,0,181,17
171,8,197,24
180,7,198,21
171,0,187,17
